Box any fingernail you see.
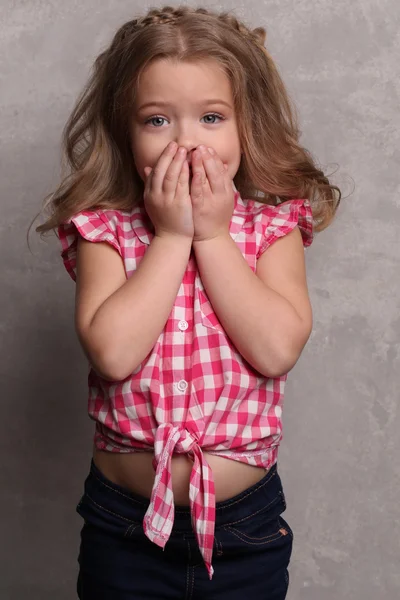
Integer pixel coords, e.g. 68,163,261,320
208,147,215,154
199,145,207,154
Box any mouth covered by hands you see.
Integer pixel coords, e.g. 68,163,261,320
143,143,235,243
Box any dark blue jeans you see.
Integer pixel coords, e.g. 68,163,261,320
76,460,293,599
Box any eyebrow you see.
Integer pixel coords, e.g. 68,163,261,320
137,99,233,111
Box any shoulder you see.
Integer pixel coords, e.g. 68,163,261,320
57,205,152,281
244,198,314,256
57,208,128,281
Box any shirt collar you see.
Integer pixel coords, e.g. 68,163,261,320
131,187,248,246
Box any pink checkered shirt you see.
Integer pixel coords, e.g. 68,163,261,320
58,192,313,579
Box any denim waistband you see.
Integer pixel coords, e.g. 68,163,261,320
85,458,284,532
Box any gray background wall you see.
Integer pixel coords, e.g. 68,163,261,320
1,1,399,598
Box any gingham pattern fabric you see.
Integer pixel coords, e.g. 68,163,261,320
58,192,313,579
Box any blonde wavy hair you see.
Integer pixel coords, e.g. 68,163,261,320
33,4,341,238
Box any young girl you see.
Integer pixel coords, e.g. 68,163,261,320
36,5,340,598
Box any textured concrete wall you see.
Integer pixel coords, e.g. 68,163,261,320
1,1,399,598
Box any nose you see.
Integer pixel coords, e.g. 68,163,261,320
177,143,198,164
174,127,200,163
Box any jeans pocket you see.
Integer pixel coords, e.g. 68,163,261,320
220,491,293,550
225,518,290,548
76,491,143,539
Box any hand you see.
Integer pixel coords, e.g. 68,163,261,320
143,142,194,240
190,145,235,242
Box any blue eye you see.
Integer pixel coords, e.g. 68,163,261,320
146,116,166,127
144,113,224,127
201,113,224,124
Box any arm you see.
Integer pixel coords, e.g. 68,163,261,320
75,141,194,381
193,226,313,378
75,234,192,381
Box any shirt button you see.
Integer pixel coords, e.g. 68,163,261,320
177,380,188,392
178,320,188,331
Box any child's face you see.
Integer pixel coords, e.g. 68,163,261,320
130,58,242,184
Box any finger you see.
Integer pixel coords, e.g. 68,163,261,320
151,142,179,194
190,151,206,202
192,148,208,185
176,159,190,195
163,147,188,195
201,147,226,193
190,150,208,203
212,153,229,177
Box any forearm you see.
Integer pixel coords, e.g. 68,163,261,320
193,234,304,377
90,235,192,380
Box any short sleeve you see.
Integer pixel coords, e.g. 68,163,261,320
257,198,313,258
58,211,122,281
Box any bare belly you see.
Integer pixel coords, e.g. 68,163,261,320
93,447,267,505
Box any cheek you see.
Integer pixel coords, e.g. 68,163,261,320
130,138,143,172
132,136,168,172
226,151,241,179
131,145,154,181
222,139,241,166
132,153,146,182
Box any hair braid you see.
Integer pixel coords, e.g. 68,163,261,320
217,12,267,47
119,6,267,49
